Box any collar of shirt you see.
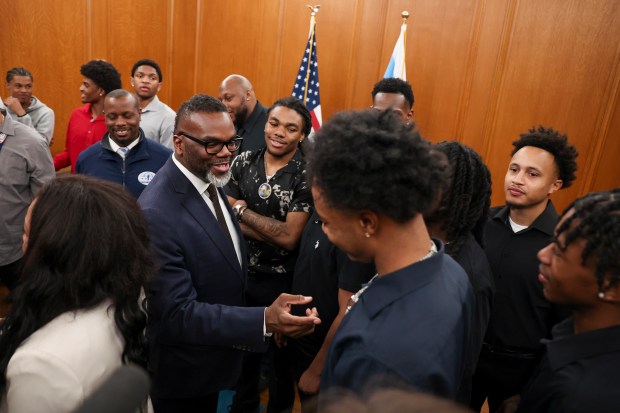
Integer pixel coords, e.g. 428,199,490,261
108,134,141,153
172,153,210,195
491,200,558,236
141,95,164,114
248,147,305,177
360,239,447,318
546,317,620,371
80,103,105,121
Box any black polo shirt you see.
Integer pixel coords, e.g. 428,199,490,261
225,148,312,276
291,212,376,354
517,318,620,413
237,101,268,153
483,201,568,351
455,232,494,403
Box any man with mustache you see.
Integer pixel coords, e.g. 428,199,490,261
218,74,268,153
226,96,313,413
138,94,319,413
471,126,578,413
75,89,171,198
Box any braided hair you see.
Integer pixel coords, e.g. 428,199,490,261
433,141,492,257
555,188,620,292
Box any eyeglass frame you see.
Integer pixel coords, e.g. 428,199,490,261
177,132,244,155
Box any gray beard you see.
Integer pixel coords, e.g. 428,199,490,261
207,170,232,187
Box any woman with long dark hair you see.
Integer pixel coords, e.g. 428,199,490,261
0,175,152,412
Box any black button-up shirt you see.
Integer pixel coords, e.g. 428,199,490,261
484,201,568,351
225,148,312,276
237,101,268,153
517,318,620,413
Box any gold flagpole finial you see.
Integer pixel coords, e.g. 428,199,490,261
401,11,410,22
307,4,320,16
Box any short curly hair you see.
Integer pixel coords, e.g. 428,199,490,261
511,126,578,188
80,60,122,94
371,78,414,108
556,188,620,291
308,109,448,222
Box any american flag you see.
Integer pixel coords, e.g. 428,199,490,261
291,16,322,134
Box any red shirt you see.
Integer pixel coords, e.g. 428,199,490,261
53,104,106,173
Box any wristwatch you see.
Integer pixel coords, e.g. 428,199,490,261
233,204,247,221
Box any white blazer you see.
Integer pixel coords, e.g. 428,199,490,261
1,300,124,413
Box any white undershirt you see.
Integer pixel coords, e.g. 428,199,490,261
508,216,529,233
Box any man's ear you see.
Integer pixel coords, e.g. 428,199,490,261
548,179,563,196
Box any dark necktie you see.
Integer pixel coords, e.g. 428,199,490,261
206,184,234,246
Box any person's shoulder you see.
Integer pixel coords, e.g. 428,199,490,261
12,121,47,146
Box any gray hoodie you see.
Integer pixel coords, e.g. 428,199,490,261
0,96,55,145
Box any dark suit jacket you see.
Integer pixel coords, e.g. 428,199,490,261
138,157,266,398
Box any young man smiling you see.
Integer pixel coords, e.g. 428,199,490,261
471,126,579,412
75,90,171,198
3,67,55,145
226,96,313,413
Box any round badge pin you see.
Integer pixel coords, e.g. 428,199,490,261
258,182,272,199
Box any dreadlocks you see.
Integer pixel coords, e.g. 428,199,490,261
434,141,492,257
555,188,620,291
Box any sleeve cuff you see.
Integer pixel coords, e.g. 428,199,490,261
263,307,273,338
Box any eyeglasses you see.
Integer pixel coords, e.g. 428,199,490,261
178,133,243,155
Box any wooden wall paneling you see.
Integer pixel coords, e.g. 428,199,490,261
197,0,276,99
460,0,513,155
344,0,390,111
169,0,199,110
583,46,620,192
400,0,478,142
0,0,91,155
89,0,110,60
251,0,286,107
485,0,620,210
90,0,171,93
306,0,359,117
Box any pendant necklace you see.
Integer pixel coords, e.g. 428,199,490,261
258,157,272,199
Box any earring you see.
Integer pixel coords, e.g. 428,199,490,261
364,232,371,238
99,93,103,96
598,291,605,300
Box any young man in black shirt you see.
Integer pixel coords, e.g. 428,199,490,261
226,97,313,413
504,189,620,413
471,126,579,412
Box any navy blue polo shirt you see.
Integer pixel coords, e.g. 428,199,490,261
291,212,375,354
320,240,474,399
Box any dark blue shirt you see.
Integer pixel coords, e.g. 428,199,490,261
320,240,474,399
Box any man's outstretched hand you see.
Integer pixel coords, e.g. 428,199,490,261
265,294,320,338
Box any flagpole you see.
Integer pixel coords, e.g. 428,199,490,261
303,5,320,104
401,11,409,78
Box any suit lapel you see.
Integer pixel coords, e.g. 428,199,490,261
168,162,244,277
